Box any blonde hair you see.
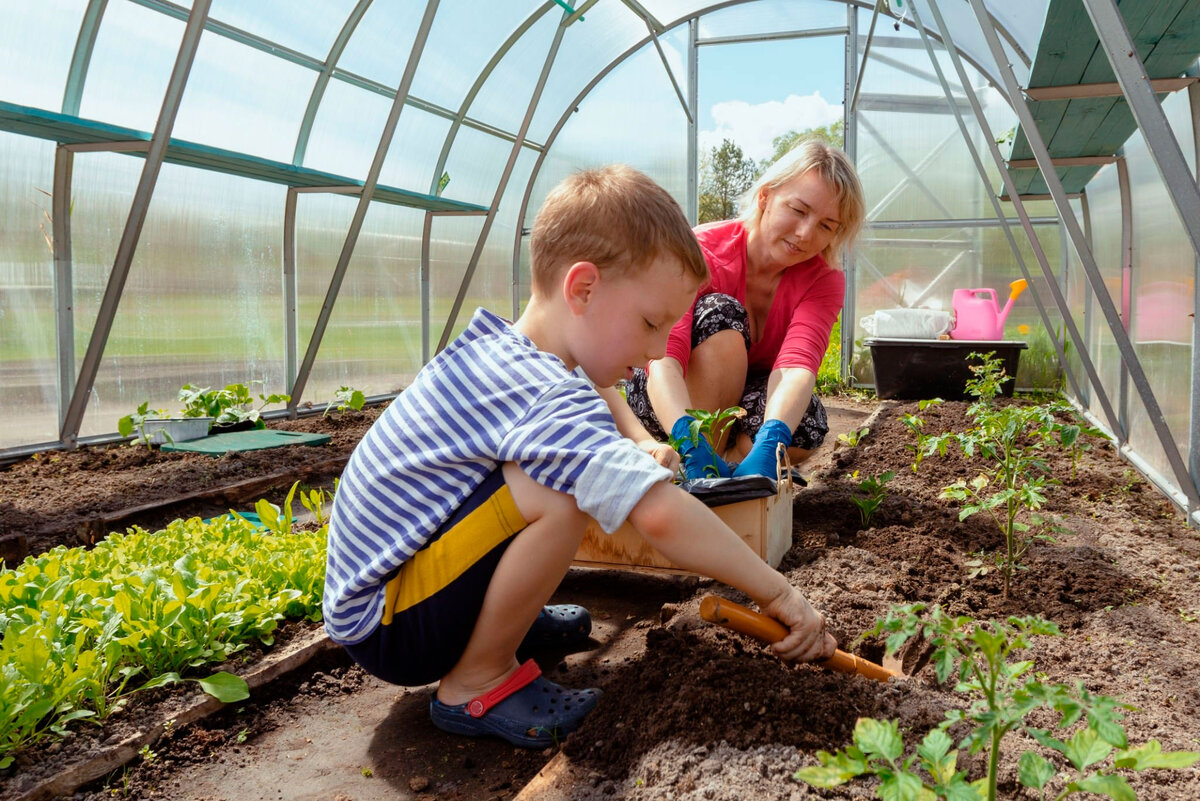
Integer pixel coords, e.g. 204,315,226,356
530,164,708,296
738,139,865,265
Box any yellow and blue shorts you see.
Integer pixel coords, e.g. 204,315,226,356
343,469,528,686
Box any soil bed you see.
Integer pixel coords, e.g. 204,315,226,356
2,396,1199,800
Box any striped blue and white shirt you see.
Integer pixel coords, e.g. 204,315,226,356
323,307,672,644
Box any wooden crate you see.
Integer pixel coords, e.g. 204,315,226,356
572,473,795,575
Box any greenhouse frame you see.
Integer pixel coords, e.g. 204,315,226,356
3,0,1200,524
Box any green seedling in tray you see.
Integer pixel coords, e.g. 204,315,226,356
667,406,747,478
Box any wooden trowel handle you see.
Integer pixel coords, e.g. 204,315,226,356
698,595,901,683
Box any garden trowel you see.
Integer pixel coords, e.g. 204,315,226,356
698,595,903,683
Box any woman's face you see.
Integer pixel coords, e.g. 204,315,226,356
753,170,842,268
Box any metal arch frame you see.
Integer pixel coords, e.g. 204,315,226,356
961,0,1200,513
435,7,570,352
909,1,1096,414
59,0,213,446
287,0,441,412
427,2,558,198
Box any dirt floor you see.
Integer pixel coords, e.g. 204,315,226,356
2,394,1200,800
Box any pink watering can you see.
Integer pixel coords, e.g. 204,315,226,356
950,279,1028,340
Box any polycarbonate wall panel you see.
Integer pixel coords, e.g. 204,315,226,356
697,0,846,37
77,0,181,132
442,127,519,208
1124,92,1195,479
70,155,287,439
0,134,59,448
410,1,544,113
0,0,84,111
302,79,391,179
429,215,488,346
378,107,453,195
528,1,649,143
336,0,424,90
207,0,358,58
908,0,1032,87
173,35,316,162
522,41,690,304
467,11,558,135
298,197,425,401
1077,162,1124,427
475,149,538,319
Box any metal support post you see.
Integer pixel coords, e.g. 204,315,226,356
282,188,299,398
687,18,699,224
967,0,1200,509
290,0,441,411
913,2,1090,407
1117,157,1132,443
60,0,212,446
52,146,75,433
437,10,568,352
842,3,858,381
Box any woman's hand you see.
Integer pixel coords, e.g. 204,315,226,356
732,418,793,478
637,439,680,473
670,416,732,480
761,586,836,663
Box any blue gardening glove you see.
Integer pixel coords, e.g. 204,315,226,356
733,418,794,478
670,415,732,480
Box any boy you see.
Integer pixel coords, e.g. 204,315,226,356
323,165,835,749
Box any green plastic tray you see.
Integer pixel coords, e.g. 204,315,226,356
161,429,331,455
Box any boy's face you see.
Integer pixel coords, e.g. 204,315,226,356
566,255,700,388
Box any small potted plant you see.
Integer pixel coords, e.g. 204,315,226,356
118,401,213,446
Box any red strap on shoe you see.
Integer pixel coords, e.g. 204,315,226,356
466,659,542,718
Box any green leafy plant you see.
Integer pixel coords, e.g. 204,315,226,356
299,481,337,527
912,354,1097,597
245,481,300,537
837,426,870,448
178,382,290,429
899,398,944,472
117,402,171,447
667,406,747,478
848,470,895,528
796,604,1200,800
323,386,365,417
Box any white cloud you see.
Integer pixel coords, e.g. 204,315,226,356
699,92,844,163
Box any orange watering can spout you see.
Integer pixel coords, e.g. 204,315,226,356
997,279,1028,329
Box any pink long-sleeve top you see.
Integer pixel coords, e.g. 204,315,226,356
664,219,845,376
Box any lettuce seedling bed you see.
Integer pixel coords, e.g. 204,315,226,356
2,397,1198,800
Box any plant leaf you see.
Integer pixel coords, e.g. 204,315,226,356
198,671,250,703
1017,751,1055,789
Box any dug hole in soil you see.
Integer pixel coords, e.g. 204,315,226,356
2,396,1199,800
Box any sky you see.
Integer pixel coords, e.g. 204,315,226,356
696,35,847,163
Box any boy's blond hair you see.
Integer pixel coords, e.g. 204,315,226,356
530,165,708,296
738,139,865,267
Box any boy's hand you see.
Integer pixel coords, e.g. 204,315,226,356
637,439,680,473
732,419,793,479
670,415,732,480
761,586,836,663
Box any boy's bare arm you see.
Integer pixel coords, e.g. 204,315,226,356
596,385,679,473
627,481,835,662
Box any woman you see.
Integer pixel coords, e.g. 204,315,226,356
624,139,865,480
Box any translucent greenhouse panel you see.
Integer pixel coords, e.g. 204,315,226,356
527,1,649,143
378,107,453,196
0,134,58,448
1124,92,1196,481
207,0,359,58
1077,163,1125,429
851,223,1065,389
442,127,518,208
465,11,557,136
173,35,316,163
697,0,847,38
77,0,182,133
0,0,84,111
906,0,1034,88
411,1,545,114
69,155,288,439
429,215,489,346
303,79,391,179
298,198,425,403
336,0,425,90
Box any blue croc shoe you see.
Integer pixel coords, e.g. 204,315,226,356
520,604,592,651
430,659,601,748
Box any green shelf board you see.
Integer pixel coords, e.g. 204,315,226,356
161,429,331,455
1006,0,1200,196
